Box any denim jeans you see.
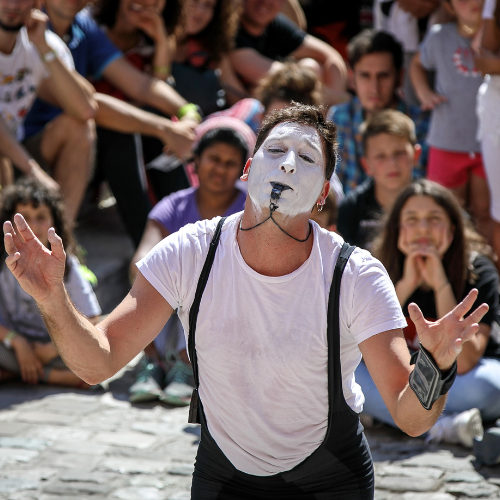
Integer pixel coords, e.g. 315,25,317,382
355,357,500,427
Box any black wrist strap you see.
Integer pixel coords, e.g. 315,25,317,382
409,343,457,410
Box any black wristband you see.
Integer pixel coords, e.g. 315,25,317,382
409,343,457,410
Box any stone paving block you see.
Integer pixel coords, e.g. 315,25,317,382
110,486,168,499
446,481,500,498
0,477,38,494
0,422,30,436
92,430,158,449
57,470,118,483
41,480,112,496
167,463,194,476
376,475,443,493
401,451,474,471
167,493,190,500
376,464,444,479
41,452,100,471
445,470,484,483
23,424,91,442
15,410,78,426
0,436,48,450
0,447,39,463
51,438,109,455
402,493,455,500
99,456,169,474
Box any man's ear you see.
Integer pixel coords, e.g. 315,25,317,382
361,156,372,176
316,180,330,205
240,157,252,181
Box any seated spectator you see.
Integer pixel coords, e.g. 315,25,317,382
374,0,448,106
337,109,420,250
24,0,199,246
327,29,429,193
410,0,491,239
0,178,101,387
170,0,248,112
128,116,254,405
0,1,96,224
229,0,348,106
356,179,500,448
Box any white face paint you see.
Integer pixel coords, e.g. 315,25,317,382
247,122,326,217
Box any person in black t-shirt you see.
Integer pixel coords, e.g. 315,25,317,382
356,179,500,448
338,109,420,250
229,0,348,105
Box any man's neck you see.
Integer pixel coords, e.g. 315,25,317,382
374,183,400,213
0,29,19,55
237,203,313,277
46,10,73,39
240,16,267,37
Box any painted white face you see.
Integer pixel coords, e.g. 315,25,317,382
247,122,326,217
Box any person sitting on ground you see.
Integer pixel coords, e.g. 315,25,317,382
128,116,254,406
0,0,96,224
229,0,348,106
0,178,101,387
337,109,420,250
169,0,248,112
3,103,489,497
327,29,429,193
23,0,199,246
356,179,500,448
409,0,491,239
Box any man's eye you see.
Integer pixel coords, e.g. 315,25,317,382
268,147,284,153
300,154,314,163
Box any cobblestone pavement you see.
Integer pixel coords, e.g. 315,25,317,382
0,203,498,499
0,374,499,500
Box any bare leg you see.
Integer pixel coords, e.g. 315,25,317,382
468,175,492,241
33,341,59,365
40,114,96,224
45,368,89,388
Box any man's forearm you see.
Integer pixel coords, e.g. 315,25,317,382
393,382,446,437
38,286,115,385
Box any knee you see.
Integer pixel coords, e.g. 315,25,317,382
58,115,96,146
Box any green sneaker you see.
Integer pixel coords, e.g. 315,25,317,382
129,362,164,403
160,360,194,407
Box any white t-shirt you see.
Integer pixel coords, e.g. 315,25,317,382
137,213,406,476
0,27,74,140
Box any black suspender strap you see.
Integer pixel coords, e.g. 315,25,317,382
325,242,356,437
188,216,226,423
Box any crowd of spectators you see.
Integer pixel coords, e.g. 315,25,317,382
1,0,499,456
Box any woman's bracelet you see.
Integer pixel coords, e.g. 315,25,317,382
154,65,170,77
3,330,17,349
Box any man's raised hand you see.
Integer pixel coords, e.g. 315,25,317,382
3,213,66,305
408,289,489,370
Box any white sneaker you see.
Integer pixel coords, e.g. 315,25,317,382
426,408,484,448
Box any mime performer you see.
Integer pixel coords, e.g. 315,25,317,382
3,104,488,499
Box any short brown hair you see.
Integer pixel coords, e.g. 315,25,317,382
254,103,338,180
360,109,417,152
255,61,321,111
